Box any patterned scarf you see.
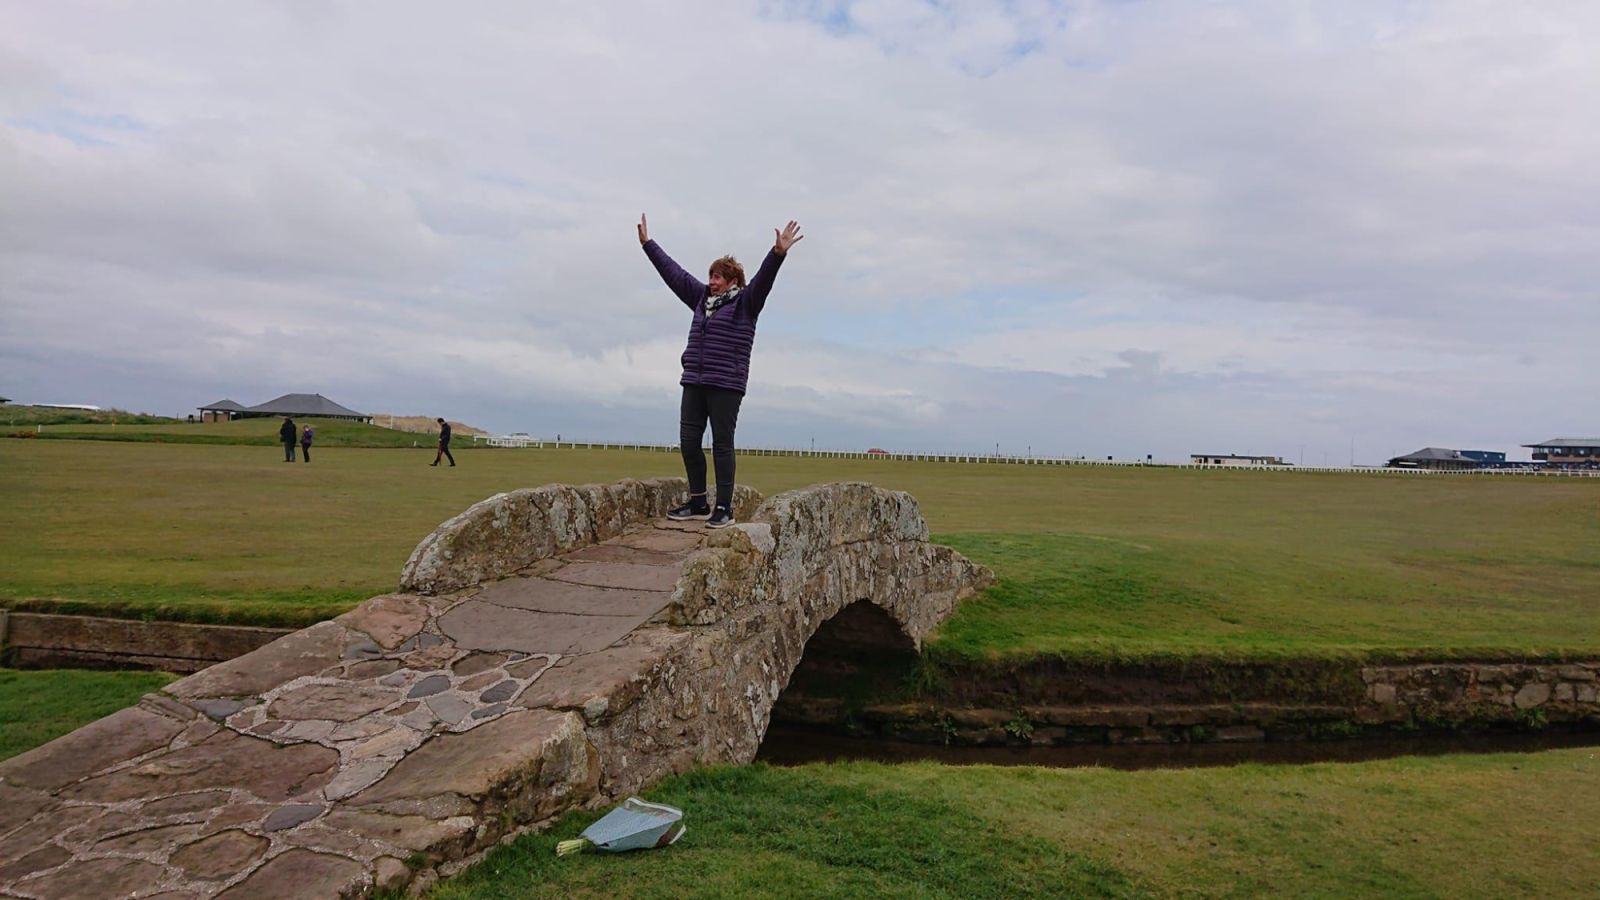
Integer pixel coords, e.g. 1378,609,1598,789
705,287,741,315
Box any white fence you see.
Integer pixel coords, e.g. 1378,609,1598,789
467,435,1600,477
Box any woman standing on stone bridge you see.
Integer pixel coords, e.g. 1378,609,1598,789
638,213,803,529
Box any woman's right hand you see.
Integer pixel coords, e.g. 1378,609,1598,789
637,213,649,246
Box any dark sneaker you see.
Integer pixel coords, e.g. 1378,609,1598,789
706,506,735,529
667,500,710,520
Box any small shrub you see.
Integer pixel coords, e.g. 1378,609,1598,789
1004,713,1034,741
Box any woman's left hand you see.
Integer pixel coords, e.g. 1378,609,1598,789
774,220,804,255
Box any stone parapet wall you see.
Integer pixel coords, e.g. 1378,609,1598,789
399,477,761,595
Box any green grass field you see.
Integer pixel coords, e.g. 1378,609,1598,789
3,439,1598,659
0,668,176,762
429,751,1600,899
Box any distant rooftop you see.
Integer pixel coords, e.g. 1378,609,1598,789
198,399,247,412
245,393,369,419
1392,447,1466,461
1523,438,1600,448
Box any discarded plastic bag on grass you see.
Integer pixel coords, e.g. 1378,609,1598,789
555,797,686,857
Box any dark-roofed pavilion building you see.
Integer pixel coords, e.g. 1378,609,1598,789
1523,438,1600,467
240,393,371,422
1386,447,1479,470
197,399,248,423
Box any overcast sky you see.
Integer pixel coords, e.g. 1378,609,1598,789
3,1,1596,463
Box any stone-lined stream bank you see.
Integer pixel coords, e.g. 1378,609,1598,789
770,655,1600,747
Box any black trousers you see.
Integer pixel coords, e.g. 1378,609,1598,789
283,441,296,462
301,445,310,462
680,384,743,509
435,444,455,465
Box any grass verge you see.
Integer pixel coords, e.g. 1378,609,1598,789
429,751,1600,899
0,668,177,761
427,763,1138,900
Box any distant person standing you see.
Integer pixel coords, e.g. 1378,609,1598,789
300,424,314,463
431,418,455,467
638,213,802,528
279,416,297,462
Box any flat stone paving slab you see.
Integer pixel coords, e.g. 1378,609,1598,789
0,706,189,791
564,543,691,566
167,621,349,700
476,576,673,618
350,708,587,807
438,601,643,655
62,730,340,805
517,629,693,717
612,526,708,552
216,848,365,899
546,561,682,592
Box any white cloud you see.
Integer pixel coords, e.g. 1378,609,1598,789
2,1,1598,463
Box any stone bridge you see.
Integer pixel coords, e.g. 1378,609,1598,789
0,479,990,898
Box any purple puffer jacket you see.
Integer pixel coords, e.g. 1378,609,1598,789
643,240,786,395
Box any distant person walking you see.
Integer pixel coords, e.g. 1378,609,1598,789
638,213,803,528
431,418,455,467
300,425,314,463
279,416,297,462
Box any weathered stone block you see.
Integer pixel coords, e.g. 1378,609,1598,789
20,856,164,899
215,848,364,899
0,706,189,791
269,683,393,721
320,810,474,859
1513,682,1552,709
350,710,595,816
169,829,270,881
336,594,430,650
439,601,641,655
167,621,349,700
63,730,338,804
0,845,70,885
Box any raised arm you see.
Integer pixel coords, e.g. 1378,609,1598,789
742,220,803,319
638,213,704,310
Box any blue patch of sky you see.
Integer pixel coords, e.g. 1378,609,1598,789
761,0,857,35
8,109,148,147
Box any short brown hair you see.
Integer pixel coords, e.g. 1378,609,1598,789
709,255,746,288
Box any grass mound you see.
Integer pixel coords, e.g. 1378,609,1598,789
1,405,182,427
